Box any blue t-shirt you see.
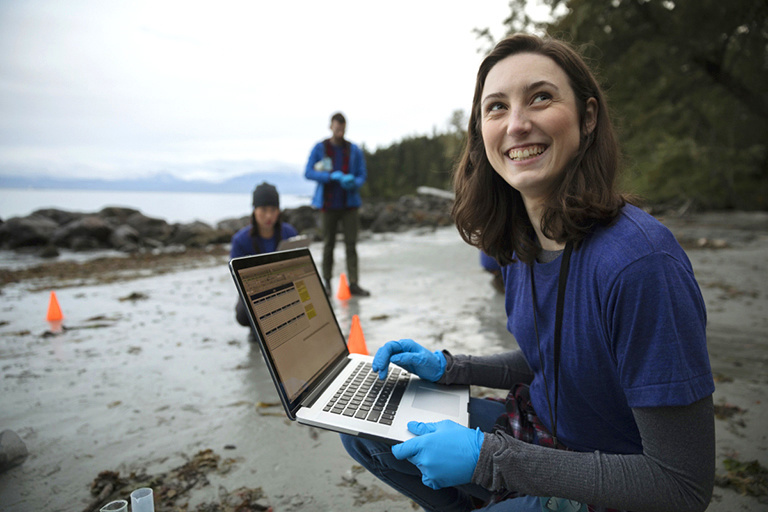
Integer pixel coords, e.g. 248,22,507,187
480,250,501,272
230,222,298,259
502,204,713,454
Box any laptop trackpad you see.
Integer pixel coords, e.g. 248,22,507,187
411,388,460,416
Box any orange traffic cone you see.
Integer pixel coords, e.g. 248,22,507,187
46,291,64,322
347,314,369,355
337,273,351,301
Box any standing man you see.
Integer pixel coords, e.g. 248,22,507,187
305,112,370,297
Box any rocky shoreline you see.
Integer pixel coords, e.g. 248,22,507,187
2,194,767,294
0,191,455,258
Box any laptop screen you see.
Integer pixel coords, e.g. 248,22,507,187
233,251,347,403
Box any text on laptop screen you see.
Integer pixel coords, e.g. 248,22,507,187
237,255,346,401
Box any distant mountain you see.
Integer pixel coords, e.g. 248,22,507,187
0,171,315,196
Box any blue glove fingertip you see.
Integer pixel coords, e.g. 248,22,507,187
371,345,391,372
407,421,438,436
391,442,407,460
406,421,423,434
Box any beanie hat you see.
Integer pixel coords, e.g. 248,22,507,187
252,182,280,208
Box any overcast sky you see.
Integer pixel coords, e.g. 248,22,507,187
0,1,551,183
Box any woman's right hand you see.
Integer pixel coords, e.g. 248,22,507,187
371,339,446,382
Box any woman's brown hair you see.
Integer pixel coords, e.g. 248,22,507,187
452,33,628,265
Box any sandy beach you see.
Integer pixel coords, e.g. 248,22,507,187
1,212,766,511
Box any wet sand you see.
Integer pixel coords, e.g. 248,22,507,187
1,212,766,511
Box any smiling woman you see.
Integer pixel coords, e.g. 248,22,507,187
340,33,715,512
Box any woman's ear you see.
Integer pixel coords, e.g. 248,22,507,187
583,98,598,136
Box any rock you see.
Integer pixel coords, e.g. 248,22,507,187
125,212,174,244
39,244,61,258
369,204,406,233
109,224,142,252
52,215,114,250
30,208,86,226
167,221,230,247
98,206,143,224
0,215,60,249
216,216,250,234
0,429,29,473
363,193,453,233
282,206,319,233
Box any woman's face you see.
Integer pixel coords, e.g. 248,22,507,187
480,52,595,204
254,205,279,232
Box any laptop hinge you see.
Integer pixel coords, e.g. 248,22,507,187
300,356,351,408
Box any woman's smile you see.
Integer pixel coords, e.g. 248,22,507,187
506,144,548,162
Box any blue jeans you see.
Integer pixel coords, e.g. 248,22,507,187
340,397,543,512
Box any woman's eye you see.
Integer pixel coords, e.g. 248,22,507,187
532,92,551,104
486,102,506,113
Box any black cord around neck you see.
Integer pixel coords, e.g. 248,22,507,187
529,241,573,446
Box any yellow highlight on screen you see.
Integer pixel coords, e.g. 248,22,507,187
296,280,310,302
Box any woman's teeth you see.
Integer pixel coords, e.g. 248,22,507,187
508,145,546,161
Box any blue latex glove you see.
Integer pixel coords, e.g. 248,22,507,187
340,174,356,190
371,339,446,382
392,420,484,490
330,171,344,181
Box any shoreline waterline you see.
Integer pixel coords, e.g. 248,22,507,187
0,188,312,226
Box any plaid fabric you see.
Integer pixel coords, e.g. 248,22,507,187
489,384,625,512
492,383,567,450
322,139,350,210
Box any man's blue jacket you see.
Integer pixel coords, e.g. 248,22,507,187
304,139,367,209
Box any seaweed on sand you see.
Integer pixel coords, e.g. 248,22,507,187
714,458,768,502
84,449,272,512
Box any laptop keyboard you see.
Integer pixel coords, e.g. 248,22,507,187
323,362,409,425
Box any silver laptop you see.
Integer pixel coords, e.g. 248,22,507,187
276,235,311,252
229,248,469,443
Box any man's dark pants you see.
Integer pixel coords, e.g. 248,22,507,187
321,208,360,285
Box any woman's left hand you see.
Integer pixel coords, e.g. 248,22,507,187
392,420,484,489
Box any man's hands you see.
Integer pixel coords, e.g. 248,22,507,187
392,420,484,489
371,339,446,382
329,172,356,190
340,174,356,190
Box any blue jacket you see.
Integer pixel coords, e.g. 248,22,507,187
304,139,367,209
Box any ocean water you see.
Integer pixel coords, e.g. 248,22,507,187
0,188,311,225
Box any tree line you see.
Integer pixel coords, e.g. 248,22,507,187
362,118,465,200
363,0,767,210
